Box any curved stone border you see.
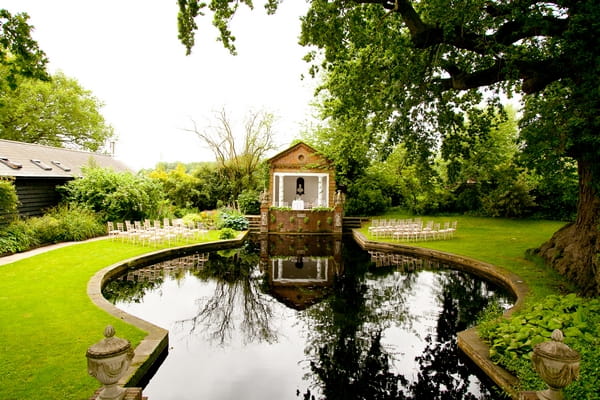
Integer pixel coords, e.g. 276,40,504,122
87,232,249,387
352,230,527,399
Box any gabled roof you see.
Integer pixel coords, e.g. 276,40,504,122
268,141,332,167
0,139,131,178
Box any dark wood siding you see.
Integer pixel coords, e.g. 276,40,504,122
14,177,73,217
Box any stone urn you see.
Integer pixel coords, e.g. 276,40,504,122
531,329,580,400
86,325,134,400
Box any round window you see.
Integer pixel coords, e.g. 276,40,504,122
298,154,305,161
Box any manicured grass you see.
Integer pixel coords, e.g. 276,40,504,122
0,232,223,400
360,211,574,300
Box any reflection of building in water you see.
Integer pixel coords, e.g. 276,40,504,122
368,251,447,271
271,257,329,284
123,253,209,283
260,234,343,310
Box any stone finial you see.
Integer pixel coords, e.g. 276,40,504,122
334,190,344,205
260,191,270,205
531,329,580,400
86,325,134,400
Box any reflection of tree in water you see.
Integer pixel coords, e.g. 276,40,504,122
103,276,164,304
407,270,507,400
299,241,508,400
178,241,278,346
299,241,416,400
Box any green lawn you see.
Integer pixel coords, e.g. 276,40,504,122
0,216,572,399
360,211,573,300
0,233,223,400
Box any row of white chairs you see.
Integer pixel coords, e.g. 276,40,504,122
107,218,210,247
368,219,457,241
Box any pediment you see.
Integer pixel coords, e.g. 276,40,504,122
268,142,331,169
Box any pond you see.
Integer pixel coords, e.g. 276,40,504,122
103,235,512,400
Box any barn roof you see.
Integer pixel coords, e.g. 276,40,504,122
0,139,131,178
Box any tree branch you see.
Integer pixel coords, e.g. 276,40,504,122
350,0,572,92
439,58,565,93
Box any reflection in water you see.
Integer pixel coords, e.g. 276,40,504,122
103,253,209,304
105,236,511,400
178,242,278,345
368,250,447,271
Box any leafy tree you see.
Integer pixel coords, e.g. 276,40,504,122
344,175,390,216
147,163,205,210
443,106,541,217
480,165,537,218
528,159,578,221
303,116,376,190
368,144,452,214
0,70,114,151
192,162,225,209
177,0,280,55
0,9,48,91
176,0,600,295
444,106,519,186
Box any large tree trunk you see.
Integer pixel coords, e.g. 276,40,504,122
535,160,600,296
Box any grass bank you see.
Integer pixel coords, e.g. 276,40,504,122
359,211,573,301
0,233,222,400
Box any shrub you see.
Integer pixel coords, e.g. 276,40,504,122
28,215,61,244
60,167,164,222
0,204,104,254
452,182,483,213
345,182,390,216
216,211,249,231
0,219,36,255
0,178,19,224
481,179,536,217
310,206,333,212
147,164,204,210
48,204,105,241
219,227,236,239
181,212,203,225
237,190,260,215
28,204,105,244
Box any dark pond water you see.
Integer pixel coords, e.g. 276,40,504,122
104,235,512,400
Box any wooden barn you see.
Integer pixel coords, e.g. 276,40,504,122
0,139,130,217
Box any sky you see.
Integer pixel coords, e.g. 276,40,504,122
3,0,317,170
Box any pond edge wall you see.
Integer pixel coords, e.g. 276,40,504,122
89,230,527,397
86,232,249,388
352,230,528,399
